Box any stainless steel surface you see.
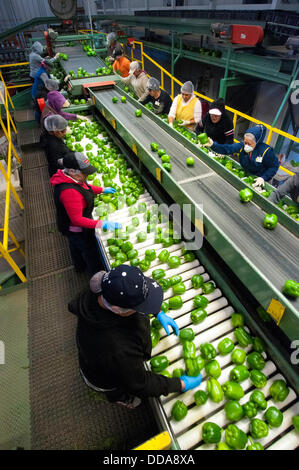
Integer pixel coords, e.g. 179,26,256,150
56,45,105,75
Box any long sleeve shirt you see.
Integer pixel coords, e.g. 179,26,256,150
168,94,202,124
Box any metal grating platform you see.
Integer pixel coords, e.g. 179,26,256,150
14,109,35,123
21,149,48,171
17,128,41,148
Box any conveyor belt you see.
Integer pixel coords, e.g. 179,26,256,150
93,88,299,315
56,45,105,75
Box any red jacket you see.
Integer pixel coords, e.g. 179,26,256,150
50,170,103,230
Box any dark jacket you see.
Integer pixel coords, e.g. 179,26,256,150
68,290,181,398
269,172,299,204
140,89,173,115
40,132,68,176
211,124,280,181
198,98,234,144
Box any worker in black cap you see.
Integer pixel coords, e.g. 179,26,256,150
68,265,203,409
195,98,234,144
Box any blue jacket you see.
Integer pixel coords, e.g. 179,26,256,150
211,124,279,181
31,66,50,99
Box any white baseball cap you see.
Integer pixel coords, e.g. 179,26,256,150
209,108,222,116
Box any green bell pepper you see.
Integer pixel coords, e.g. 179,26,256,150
139,259,151,272
264,213,278,230
162,162,172,172
202,281,215,295
217,442,232,450
194,390,208,406
145,249,156,261
183,251,196,263
179,328,195,343
151,318,162,331
206,378,223,403
161,301,169,313
130,258,140,267
205,359,221,379
242,401,258,419
195,355,206,371
247,436,264,450
250,419,269,439
157,149,166,157
161,154,171,164
269,379,289,402
231,348,247,365
292,415,299,433
108,245,120,257
115,252,127,263
231,313,244,327
193,295,209,308
217,338,234,356
265,406,283,428
190,307,207,324
168,275,182,286
185,358,200,377
225,424,248,450
183,341,197,359
224,400,244,422
150,355,169,373
252,336,266,353
152,269,166,281
191,274,204,289
131,216,140,227
222,381,244,400
282,280,299,298
172,282,186,295
202,422,222,444
250,370,267,389
136,231,147,243
198,133,209,144
150,328,160,348
150,142,159,152
171,400,188,422
126,249,139,260
229,365,250,383
169,296,183,310
200,343,217,361
135,109,142,117
159,278,171,291
168,256,181,269
158,249,170,263
239,188,253,203
172,368,185,378
234,327,253,347
159,369,171,378
247,352,266,370
250,390,267,410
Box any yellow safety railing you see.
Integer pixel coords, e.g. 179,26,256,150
130,40,297,176
0,70,26,284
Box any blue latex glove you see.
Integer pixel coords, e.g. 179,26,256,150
102,221,121,230
157,311,179,336
181,374,202,392
103,187,116,194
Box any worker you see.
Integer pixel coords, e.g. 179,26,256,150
40,115,71,177
196,98,234,144
50,152,121,275
269,172,299,204
168,81,202,132
106,32,120,62
203,124,280,185
40,90,86,129
139,77,172,115
31,59,60,121
121,61,149,102
112,45,131,78
29,41,59,82
68,265,203,409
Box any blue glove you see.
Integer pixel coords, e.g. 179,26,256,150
181,374,202,392
157,311,179,336
102,221,121,230
103,187,116,194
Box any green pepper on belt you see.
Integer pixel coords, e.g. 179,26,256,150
150,328,160,348
191,274,204,289
185,358,200,377
158,278,171,292
231,313,244,327
183,341,197,359
145,249,157,261
205,359,221,379
292,415,299,433
206,377,223,403
263,213,278,230
231,349,247,365
222,381,244,400
191,307,207,324
282,280,299,298
218,338,235,356
234,327,253,347
195,355,206,371
202,281,215,295
250,390,267,410
202,422,222,444
217,442,232,451
269,379,289,402
252,336,266,353
151,318,162,330
158,249,170,263
242,401,258,419
265,406,283,428
194,390,208,406
225,424,248,450
250,369,267,389
159,370,171,378
183,251,196,263
200,343,217,361
250,419,269,439
172,282,186,295
224,401,244,422
168,275,182,286
169,295,183,310
168,255,181,269
193,294,209,308
172,368,185,378
150,355,169,373
239,188,253,203
179,328,195,343
247,352,266,370
152,268,166,281
161,301,169,313
229,365,250,383
247,436,264,451
171,400,188,422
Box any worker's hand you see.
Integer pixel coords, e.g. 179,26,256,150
102,221,122,230
178,120,191,127
169,121,173,128
103,187,116,194
77,115,87,121
54,53,60,60
156,311,179,336
107,56,114,63
180,374,202,392
252,177,265,188
203,137,214,147
64,74,71,83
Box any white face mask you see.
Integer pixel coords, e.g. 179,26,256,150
244,144,254,153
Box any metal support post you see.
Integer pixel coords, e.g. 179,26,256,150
219,46,232,100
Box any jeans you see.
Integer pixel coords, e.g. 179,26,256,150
67,230,104,276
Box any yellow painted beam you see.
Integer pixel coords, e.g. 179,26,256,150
133,432,171,450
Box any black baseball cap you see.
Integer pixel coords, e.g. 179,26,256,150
62,151,97,175
90,265,163,315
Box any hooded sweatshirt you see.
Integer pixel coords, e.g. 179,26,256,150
50,169,104,230
29,42,55,79
68,289,182,397
200,98,234,144
269,172,299,205
211,124,279,181
41,91,77,129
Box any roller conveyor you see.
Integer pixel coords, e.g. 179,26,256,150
90,86,299,341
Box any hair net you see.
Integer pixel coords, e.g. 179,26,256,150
181,81,194,94
44,78,60,91
129,61,141,75
44,114,68,132
147,77,160,91
107,32,116,44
